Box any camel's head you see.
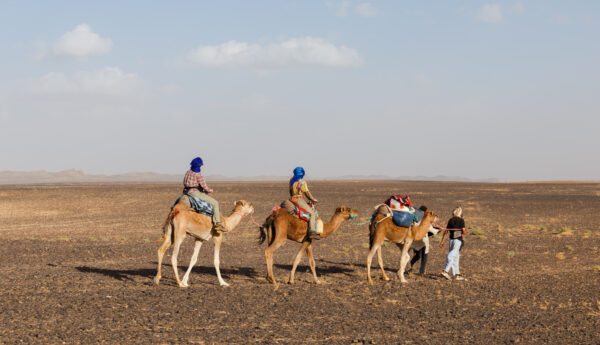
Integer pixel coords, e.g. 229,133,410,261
423,211,440,234
233,200,255,216
335,206,359,220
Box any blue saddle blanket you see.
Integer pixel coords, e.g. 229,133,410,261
171,194,214,217
392,209,421,227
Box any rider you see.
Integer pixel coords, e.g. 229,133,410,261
289,166,319,238
183,157,225,232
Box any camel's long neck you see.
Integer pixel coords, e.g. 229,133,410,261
223,211,244,232
411,218,433,241
322,213,346,238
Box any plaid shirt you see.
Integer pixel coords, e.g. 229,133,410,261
183,170,212,193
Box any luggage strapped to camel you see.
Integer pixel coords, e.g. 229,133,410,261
372,194,420,228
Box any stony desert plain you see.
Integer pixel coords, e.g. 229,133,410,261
1,181,599,344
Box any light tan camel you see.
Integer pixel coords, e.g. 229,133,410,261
366,210,439,284
258,206,358,286
154,199,254,288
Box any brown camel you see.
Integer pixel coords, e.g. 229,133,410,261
258,206,358,286
366,210,439,284
154,199,254,288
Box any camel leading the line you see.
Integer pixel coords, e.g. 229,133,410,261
259,206,358,286
154,199,254,288
366,209,439,284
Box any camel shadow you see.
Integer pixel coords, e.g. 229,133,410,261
316,259,442,280
187,265,259,278
321,260,412,274
74,266,155,281
75,263,259,282
274,263,354,274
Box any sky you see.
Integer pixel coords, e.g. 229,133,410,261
1,1,599,181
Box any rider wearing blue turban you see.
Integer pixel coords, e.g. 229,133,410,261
289,166,319,238
190,157,203,173
182,156,225,232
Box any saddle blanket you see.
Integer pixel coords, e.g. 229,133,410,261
171,194,214,217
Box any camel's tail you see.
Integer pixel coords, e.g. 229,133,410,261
368,212,382,249
156,210,179,242
258,213,276,245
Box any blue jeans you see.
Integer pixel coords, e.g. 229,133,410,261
443,239,462,275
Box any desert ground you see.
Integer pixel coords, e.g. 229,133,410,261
1,181,599,344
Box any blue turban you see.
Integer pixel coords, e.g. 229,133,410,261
290,166,305,187
190,157,203,173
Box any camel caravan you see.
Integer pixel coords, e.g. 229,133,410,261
154,158,466,288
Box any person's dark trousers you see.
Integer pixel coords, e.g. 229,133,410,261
410,247,428,274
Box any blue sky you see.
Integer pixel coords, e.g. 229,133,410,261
1,1,598,180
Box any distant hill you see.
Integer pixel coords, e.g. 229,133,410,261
0,169,500,184
0,169,180,184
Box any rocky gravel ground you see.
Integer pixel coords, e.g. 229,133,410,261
1,181,599,344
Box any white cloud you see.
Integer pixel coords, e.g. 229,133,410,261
476,4,503,23
32,67,142,96
187,37,363,69
548,15,570,25
511,2,524,15
327,1,351,17
355,3,379,17
51,23,113,59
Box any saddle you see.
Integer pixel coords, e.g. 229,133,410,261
280,199,318,221
171,194,214,216
279,199,324,234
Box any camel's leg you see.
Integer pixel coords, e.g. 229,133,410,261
181,240,203,287
154,224,173,285
289,241,310,284
366,230,386,284
213,235,229,286
171,221,187,288
306,243,321,284
264,229,286,285
397,241,412,283
377,246,390,281
366,243,379,284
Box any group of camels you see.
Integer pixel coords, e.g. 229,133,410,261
154,196,439,288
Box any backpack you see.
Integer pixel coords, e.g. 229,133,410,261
385,194,413,211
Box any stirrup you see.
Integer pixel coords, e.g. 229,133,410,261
308,231,322,240
213,223,227,233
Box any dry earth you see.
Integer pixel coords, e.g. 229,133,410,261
1,181,599,344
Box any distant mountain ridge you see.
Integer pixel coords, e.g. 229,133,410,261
0,169,501,184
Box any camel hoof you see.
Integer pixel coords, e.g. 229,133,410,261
287,279,295,285
314,279,322,285
220,282,230,287
382,276,390,281
153,276,161,285
266,276,276,285
178,282,189,288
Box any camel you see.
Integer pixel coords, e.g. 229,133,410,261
366,209,439,284
258,206,358,286
154,199,254,288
